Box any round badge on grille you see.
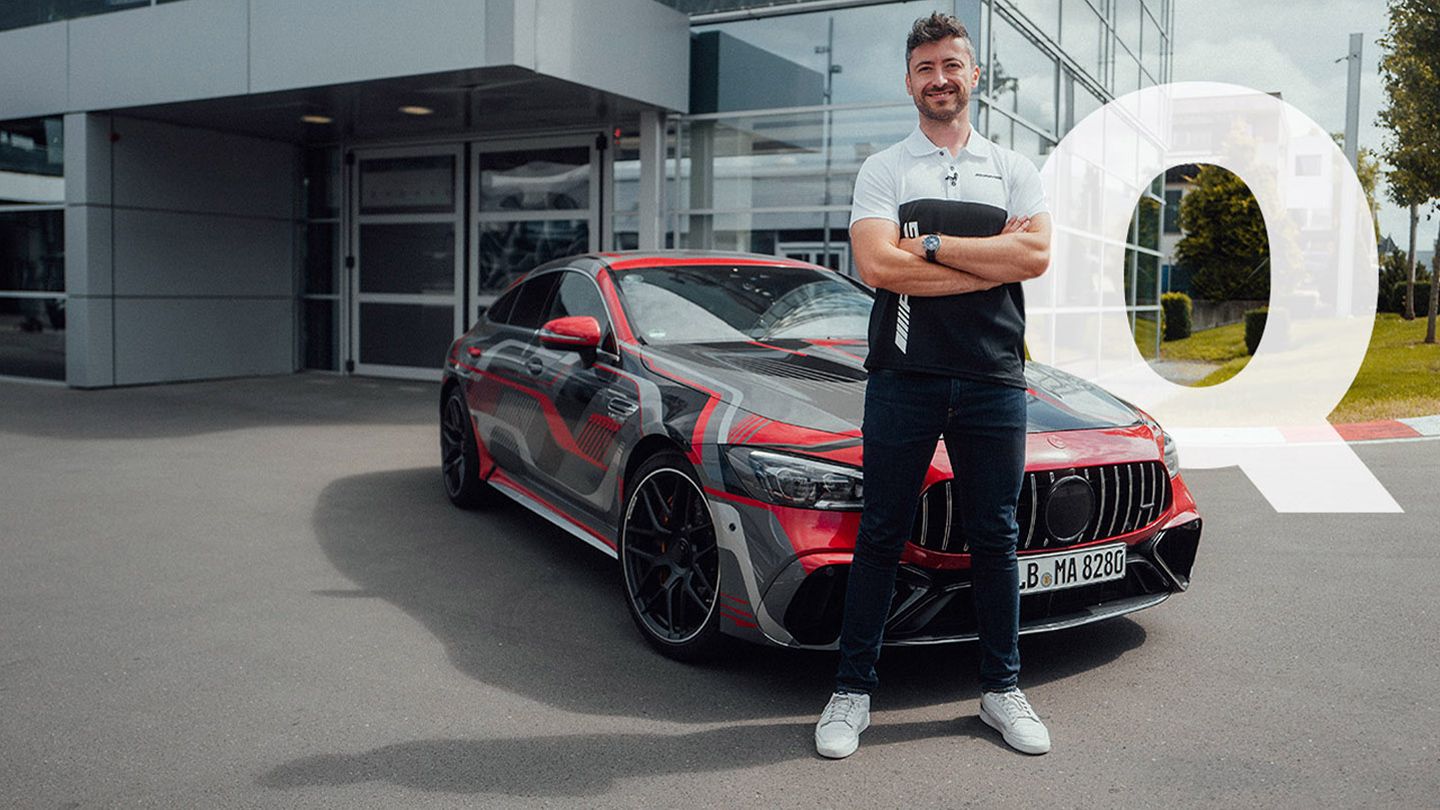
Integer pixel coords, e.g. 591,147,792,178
1043,475,1094,543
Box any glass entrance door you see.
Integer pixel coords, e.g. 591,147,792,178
350,145,464,379
470,137,600,319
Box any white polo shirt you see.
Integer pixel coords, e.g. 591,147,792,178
850,126,1047,230
849,126,1048,388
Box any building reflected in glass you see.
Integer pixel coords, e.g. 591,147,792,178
635,0,1172,358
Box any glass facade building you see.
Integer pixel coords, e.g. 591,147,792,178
0,116,66,380
639,0,1174,357
0,0,1173,385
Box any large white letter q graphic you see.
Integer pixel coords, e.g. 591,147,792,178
1028,82,1400,513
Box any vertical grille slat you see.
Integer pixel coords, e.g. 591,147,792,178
918,490,930,551
1144,463,1156,527
1023,475,1037,550
941,480,954,552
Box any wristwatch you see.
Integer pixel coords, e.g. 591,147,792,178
922,234,941,263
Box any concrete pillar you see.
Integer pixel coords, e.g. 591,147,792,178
637,109,666,250
63,112,116,388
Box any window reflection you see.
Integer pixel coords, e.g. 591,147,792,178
477,220,589,292
1060,0,1105,84
0,0,151,33
692,0,968,110
477,147,589,212
0,118,64,201
0,296,65,380
0,210,63,292
990,13,1059,134
674,107,911,216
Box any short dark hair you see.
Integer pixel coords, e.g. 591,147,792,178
905,12,975,65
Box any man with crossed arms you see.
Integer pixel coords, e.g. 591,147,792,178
814,12,1054,760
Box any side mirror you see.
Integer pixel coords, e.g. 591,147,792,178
538,316,602,351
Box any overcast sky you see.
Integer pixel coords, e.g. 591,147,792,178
1170,0,1432,254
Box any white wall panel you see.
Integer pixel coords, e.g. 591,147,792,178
64,205,113,298
533,0,688,112
113,298,294,385
110,117,295,220
249,0,488,93
64,296,114,389
112,210,292,299
68,0,248,111
0,22,68,118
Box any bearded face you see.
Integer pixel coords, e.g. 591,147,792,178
905,38,978,124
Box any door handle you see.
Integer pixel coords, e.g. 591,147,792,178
607,396,639,420
526,357,545,376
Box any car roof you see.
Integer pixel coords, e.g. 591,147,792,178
532,250,829,276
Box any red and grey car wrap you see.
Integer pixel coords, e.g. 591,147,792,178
441,252,1202,651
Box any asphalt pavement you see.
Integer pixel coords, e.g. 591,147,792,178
1,374,1436,808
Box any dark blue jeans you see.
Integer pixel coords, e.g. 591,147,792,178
835,369,1027,694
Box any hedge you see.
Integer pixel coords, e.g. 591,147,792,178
1391,280,1433,315
1160,292,1193,341
1243,307,1289,355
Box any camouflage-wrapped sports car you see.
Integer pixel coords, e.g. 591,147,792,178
440,252,1203,660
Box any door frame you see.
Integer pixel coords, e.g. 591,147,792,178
468,134,602,327
348,143,466,381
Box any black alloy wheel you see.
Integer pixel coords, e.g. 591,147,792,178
619,451,727,661
440,385,496,509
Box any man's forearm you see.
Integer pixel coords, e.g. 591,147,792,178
904,230,1050,283
859,243,1000,297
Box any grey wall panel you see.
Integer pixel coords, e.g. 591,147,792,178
63,114,112,208
111,117,296,220
64,205,114,297
0,22,68,118
112,210,292,298
249,0,488,93
532,0,688,112
483,0,522,70
68,0,248,111
113,298,294,385
64,296,115,388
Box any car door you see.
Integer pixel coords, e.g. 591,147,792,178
467,271,562,478
523,270,635,519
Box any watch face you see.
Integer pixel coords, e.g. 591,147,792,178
923,235,941,252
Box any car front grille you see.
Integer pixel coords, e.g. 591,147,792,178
911,461,1172,553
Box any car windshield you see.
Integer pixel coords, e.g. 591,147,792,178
612,264,873,344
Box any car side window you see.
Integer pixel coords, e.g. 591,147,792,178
507,273,563,330
547,272,618,355
486,286,521,324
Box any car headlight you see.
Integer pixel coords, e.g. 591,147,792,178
1139,412,1180,477
723,446,863,510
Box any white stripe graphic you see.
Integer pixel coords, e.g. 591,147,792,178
895,294,910,353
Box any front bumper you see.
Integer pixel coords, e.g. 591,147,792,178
771,516,1203,648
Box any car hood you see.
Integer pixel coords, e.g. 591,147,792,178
645,339,1141,436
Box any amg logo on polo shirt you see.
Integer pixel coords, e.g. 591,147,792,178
903,221,919,239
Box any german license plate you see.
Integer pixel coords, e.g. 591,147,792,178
1018,543,1127,595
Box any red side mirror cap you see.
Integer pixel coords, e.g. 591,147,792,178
539,316,602,351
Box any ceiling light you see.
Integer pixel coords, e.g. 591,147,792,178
300,114,333,124
399,106,434,116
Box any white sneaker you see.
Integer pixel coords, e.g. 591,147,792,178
979,689,1052,755
814,691,871,759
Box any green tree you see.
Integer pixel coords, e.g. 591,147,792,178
1174,165,1271,301
1386,166,1428,319
1379,0,1440,342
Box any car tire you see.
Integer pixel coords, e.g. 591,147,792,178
619,450,729,662
440,384,498,510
